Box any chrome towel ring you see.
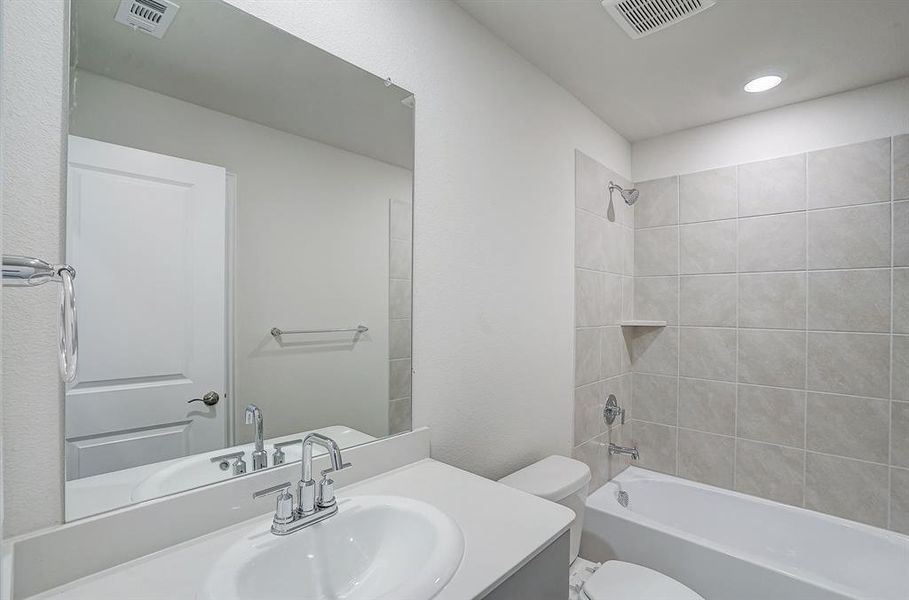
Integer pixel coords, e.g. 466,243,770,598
2,255,78,383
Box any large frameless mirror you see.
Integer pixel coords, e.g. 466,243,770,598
65,0,414,520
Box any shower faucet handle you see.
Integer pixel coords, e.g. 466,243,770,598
603,394,626,425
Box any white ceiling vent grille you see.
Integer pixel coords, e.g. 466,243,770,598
114,0,180,39
602,0,717,39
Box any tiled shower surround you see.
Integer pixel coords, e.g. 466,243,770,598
571,151,635,489
388,197,413,434
626,135,909,533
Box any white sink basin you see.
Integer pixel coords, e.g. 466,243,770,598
129,427,375,503
201,495,465,600
130,443,305,502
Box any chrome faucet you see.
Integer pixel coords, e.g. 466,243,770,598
608,442,639,460
245,404,267,471
252,432,351,536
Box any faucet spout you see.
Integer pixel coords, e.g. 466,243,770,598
245,404,267,470
252,432,352,536
301,432,343,482
608,442,639,461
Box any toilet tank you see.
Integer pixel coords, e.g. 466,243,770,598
498,455,591,564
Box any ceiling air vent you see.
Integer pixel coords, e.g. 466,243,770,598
602,0,717,39
114,0,180,39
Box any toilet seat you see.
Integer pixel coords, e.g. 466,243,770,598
580,561,704,600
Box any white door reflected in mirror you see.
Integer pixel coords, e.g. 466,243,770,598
62,0,415,520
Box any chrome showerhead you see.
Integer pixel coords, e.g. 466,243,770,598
608,181,640,206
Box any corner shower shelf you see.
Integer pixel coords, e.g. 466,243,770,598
619,320,667,327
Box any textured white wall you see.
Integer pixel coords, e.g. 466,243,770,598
222,0,631,482
2,0,630,536
1,0,68,537
633,77,909,181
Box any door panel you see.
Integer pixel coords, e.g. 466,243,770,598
65,135,227,477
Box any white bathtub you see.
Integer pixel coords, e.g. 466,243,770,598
580,467,909,600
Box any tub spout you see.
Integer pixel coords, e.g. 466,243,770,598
608,442,639,460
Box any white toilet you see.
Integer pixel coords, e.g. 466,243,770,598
499,455,704,600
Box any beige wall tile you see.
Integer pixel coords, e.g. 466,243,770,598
738,154,806,217
678,429,734,488
807,138,891,209
892,402,909,469
634,276,679,324
388,397,411,435
574,381,605,445
634,176,678,229
738,212,806,272
576,209,606,271
894,134,909,201
679,327,737,381
737,384,805,447
679,166,737,224
631,420,677,475
575,269,605,327
738,329,806,389
893,336,909,401
739,272,806,329
390,239,412,279
575,327,600,385
389,359,412,400
735,439,805,507
389,319,411,360
390,198,412,241
572,437,607,492
635,227,679,276
679,274,736,327
807,332,890,399
895,269,909,334
680,220,737,274
604,221,625,274
678,378,736,435
805,452,888,527
630,326,679,376
389,279,412,319
807,269,891,333
601,326,630,379
808,204,891,269
806,392,889,463
632,373,678,425
576,150,609,217
895,201,909,267
623,227,635,275
891,467,909,535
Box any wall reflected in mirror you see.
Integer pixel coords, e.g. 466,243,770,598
65,0,414,520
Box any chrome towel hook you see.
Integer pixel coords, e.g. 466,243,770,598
3,255,78,383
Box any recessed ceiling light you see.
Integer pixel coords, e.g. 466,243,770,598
744,74,784,93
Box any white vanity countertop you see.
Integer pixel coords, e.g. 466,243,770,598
31,458,574,599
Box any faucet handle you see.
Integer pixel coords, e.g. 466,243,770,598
252,481,295,525
320,462,351,477
272,438,302,466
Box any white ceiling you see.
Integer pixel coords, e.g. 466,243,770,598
72,0,414,168
457,0,909,142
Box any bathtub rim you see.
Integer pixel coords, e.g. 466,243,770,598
586,466,909,600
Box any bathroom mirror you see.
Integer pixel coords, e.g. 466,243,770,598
64,0,414,520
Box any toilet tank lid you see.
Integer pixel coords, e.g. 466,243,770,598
498,455,591,501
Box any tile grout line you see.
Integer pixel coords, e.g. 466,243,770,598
803,149,810,509
675,176,681,477
634,197,895,232
732,164,739,491
888,136,894,529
